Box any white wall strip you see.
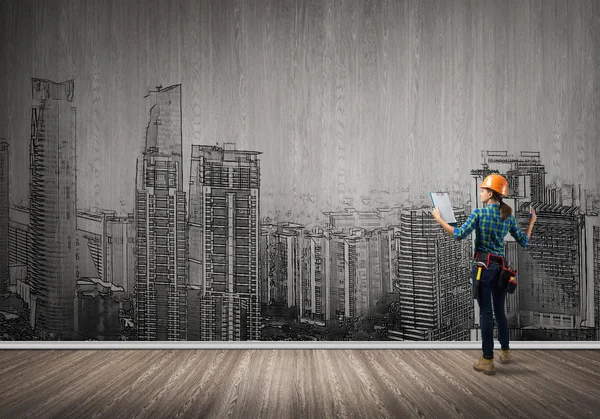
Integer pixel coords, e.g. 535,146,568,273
1,341,599,350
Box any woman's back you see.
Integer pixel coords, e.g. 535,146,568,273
453,203,528,257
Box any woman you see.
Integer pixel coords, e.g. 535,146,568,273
432,174,536,375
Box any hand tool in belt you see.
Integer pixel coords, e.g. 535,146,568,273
473,261,486,300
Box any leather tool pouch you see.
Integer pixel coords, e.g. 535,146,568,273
499,266,518,293
507,277,518,294
471,254,488,301
471,266,481,300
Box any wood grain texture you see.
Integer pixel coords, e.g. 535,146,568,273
0,350,599,418
0,0,599,221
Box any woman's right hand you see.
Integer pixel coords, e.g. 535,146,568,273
529,206,537,224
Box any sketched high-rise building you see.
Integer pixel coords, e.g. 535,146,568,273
273,223,303,311
503,240,520,328
259,223,278,306
0,141,9,294
594,226,599,340
353,231,369,317
391,208,472,341
189,143,260,341
325,208,401,321
135,84,187,341
385,227,402,294
28,78,77,339
325,207,400,317
472,152,598,340
471,150,544,337
372,229,394,298
471,151,546,209
8,205,29,290
76,209,135,295
106,215,136,296
259,223,305,314
301,227,331,323
354,228,395,317
328,231,358,320
515,200,594,339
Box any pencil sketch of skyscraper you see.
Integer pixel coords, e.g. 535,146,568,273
471,151,546,224
515,193,595,340
8,205,30,302
329,231,358,320
259,223,278,307
354,228,395,317
321,208,401,323
188,143,261,341
300,227,331,323
472,151,598,340
471,150,547,335
271,223,304,312
391,208,472,341
76,209,135,295
594,226,599,340
0,141,9,294
135,84,187,341
28,78,77,339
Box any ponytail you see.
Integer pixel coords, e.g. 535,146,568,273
491,190,512,220
499,201,512,220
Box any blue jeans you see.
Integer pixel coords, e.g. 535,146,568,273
472,262,509,359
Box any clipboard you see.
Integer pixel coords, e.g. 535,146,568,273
430,192,458,227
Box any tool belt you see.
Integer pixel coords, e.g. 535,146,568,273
472,251,518,298
473,251,505,269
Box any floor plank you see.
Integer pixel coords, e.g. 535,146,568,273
0,350,598,418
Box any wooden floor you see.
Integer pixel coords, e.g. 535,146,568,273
0,350,599,418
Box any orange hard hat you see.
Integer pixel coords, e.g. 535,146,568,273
479,174,509,196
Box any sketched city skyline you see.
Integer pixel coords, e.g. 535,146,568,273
1,79,599,342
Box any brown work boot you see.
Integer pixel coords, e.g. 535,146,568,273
498,349,513,364
473,357,495,375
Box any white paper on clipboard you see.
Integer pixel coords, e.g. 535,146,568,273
430,192,457,226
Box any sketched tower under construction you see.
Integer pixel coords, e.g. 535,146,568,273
471,151,546,209
27,78,77,339
391,208,472,341
189,143,261,341
472,151,598,340
514,195,596,340
0,141,8,294
471,150,546,334
135,84,188,341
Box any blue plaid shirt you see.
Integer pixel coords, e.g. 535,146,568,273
453,203,528,256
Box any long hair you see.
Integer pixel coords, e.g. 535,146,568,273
491,190,512,220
